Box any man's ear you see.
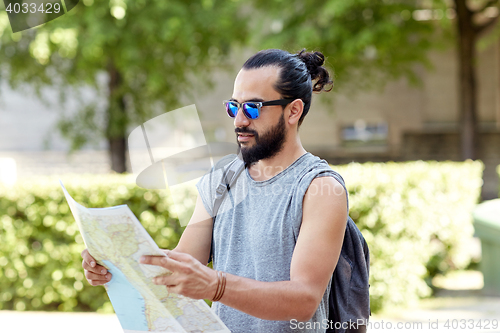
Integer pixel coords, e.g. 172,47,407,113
287,99,304,126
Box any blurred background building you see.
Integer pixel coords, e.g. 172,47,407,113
1,43,499,198
1,0,500,324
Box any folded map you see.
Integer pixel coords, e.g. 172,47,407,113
60,180,230,333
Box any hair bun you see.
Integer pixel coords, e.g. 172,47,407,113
297,49,333,92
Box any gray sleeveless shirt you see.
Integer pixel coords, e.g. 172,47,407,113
196,152,349,333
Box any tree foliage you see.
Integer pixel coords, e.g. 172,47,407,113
1,0,498,168
251,0,441,92
0,0,248,171
253,0,500,160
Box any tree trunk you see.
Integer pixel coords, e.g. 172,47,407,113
455,0,478,160
107,61,128,173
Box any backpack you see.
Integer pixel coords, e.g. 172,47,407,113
210,156,371,333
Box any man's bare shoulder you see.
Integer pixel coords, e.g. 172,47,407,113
304,176,346,202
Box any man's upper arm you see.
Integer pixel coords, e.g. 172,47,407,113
173,194,213,265
290,176,348,304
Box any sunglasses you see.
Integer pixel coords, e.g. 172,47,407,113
223,99,293,119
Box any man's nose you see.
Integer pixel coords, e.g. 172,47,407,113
234,106,250,128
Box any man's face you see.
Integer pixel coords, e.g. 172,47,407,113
231,67,287,165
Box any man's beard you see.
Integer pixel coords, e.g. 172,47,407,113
236,112,287,166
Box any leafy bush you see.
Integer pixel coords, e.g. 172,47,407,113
0,174,185,312
334,160,483,312
0,160,483,314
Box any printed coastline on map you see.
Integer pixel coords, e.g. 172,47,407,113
60,180,230,333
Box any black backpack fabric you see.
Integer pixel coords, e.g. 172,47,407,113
210,156,371,332
327,216,371,333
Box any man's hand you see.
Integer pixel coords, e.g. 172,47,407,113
81,249,112,286
140,250,217,300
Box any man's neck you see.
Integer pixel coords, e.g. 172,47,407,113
247,138,307,182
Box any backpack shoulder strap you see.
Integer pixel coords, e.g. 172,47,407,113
209,157,244,264
212,157,245,217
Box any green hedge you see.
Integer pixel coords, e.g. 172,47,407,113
0,160,483,314
0,175,185,313
335,160,483,312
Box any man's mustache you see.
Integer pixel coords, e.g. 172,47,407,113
235,128,258,136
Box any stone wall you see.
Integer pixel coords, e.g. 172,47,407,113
315,131,500,201
0,150,112,178
401,131,500,200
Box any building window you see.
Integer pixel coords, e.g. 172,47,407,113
341,119,388,147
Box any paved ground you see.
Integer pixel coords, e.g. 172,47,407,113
369,294,500,333
1,292,499,333
0,309,123,333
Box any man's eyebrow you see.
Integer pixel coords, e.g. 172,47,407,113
229,97,265,102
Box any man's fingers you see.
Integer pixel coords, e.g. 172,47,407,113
82,260,108,275
81,249,97,268
164,250,192,263
140,255,183,272
81,248,111,287
140,255,168,266
166,285,181,295
85,271,112,282
88,279,107,286
152,273,176,286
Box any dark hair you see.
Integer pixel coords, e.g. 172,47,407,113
242,48,333,126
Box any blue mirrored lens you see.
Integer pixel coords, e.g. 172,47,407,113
226,102,238,117
243,103,259,119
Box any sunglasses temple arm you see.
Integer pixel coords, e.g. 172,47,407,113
261,99,294,106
